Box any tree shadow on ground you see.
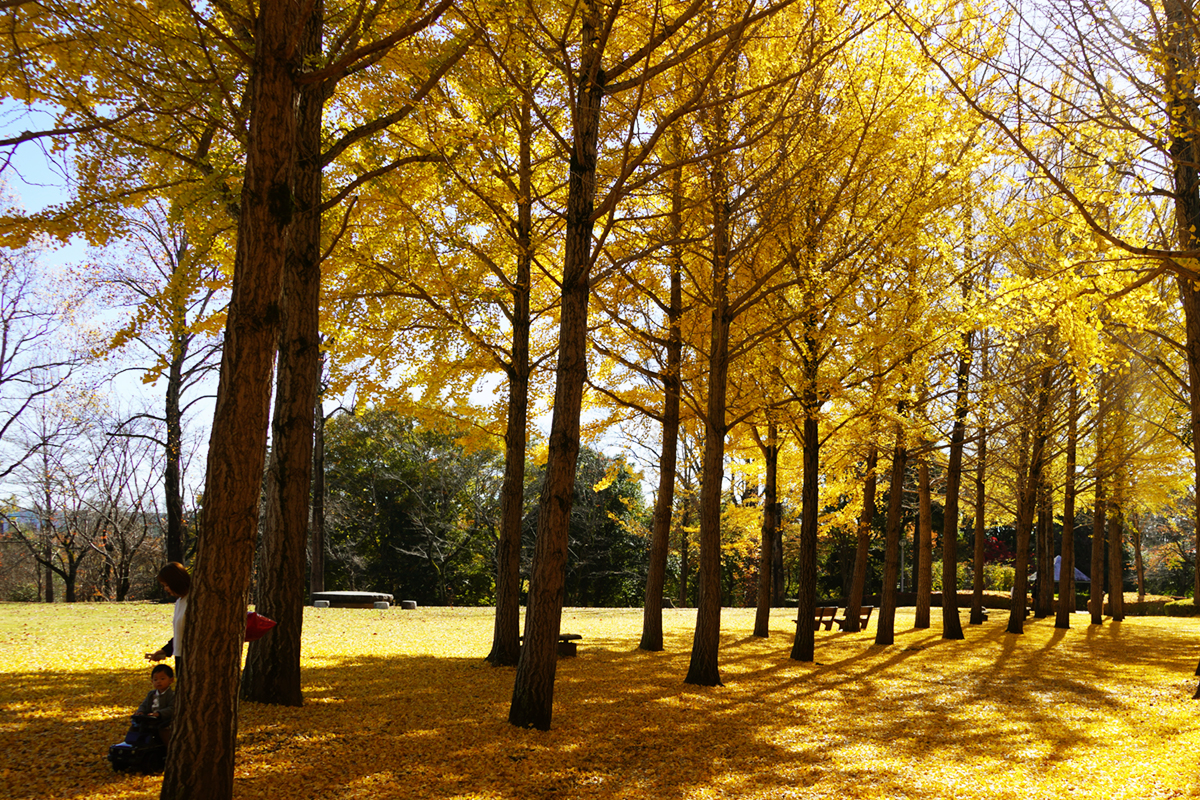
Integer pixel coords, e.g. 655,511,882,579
3,608,1199,800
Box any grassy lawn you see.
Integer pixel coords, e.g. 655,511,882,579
1,602,1198,799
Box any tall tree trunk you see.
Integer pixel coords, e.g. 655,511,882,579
914,454,933,629
165,337,187,564
1007,362,1053,635
788,293,821,660
1163,0,1200,611
310,369,326,597
752,422,778,638
508,9,604,728
772,503,785,605
1108,483,1125,621
159,0,298,792
42,540,53,604
970,334,989,626
1090,373,1108,626
789,406,819,661
941,328,971,640
241,0,323,707
685,112,732,687
1056,379,1078,629
42,464,54,603
1035,477,1054,618
489,65,535,668
1132,511,1145,601
1182,279,1200,609
844,445,878,632
640,151,684,652
874,427,908,647
678,500,691,607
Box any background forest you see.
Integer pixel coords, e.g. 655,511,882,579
5,0,1200,790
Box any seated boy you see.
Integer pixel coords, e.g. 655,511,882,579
135,664,175,744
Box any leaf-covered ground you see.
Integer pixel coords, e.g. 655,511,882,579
1,603,1198,799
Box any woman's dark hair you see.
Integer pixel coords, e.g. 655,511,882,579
158,562,191,597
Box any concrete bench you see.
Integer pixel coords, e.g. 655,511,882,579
311,591,395,609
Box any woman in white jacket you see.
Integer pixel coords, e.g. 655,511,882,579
145,562,190,680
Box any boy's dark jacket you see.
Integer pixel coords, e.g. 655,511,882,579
134,687,174,725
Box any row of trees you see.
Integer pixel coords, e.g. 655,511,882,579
6,0,1200,794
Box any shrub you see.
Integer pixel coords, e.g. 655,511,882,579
1103,594,1175,616
1165,599,1200,617
984,564,1015,592
6,584,38,603
930,561,972,591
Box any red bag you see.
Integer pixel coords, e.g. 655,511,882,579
245,611,277,642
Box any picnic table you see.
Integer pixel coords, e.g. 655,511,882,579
519,632,583,658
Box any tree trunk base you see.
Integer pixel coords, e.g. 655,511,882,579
486,650,519,668
683,668,723,687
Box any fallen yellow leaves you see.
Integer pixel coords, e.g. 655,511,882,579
1,604,1198,800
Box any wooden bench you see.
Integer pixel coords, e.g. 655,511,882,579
835,605,873,631
814,606,838,631
519,633,583,658
795,607,838,631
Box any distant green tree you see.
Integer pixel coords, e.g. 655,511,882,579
323,409,503,605
522,447,650,607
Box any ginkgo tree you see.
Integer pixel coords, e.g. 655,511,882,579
897,0,1200,614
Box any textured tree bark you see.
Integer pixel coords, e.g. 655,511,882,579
1056,380,1078,629
310,379,326,596
240,0,323,707
1108,487,1125,621
1181,279,1200,610
508,7,604,728
1090,375,1108,626
158,0,298,793
844,446,878,633
940,330,970,640
1163,0,1200,611
1007,363,1053,636
789,410,819,660
1159,7,1200,691
874,428,907,647
640,157,684,653
752,422,778,638
685,143,731,687
914,455,933,629
489,66,534,668
772,504,785,605
678,502,691,608
1034,477,1054,618
164,340,186,564
41,497,53,603
969,334,989,626
1132,511,1145,601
